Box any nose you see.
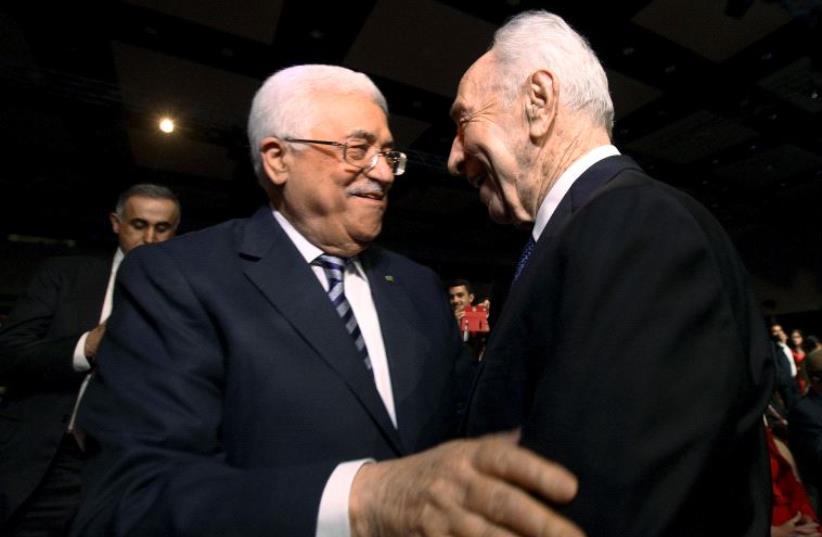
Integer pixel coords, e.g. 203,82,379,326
364,152,396,186
143,227,158,244
447,135,465,177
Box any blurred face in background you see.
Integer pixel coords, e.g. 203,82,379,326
449,285,475,313
791,330,804,350
110,195,180,254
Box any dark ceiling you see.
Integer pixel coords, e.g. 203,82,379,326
1,0,821,304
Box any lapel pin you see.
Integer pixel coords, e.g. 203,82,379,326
384,275,395,283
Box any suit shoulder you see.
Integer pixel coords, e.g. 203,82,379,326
30,254,111,281
584,170,728,240
129,217,247,262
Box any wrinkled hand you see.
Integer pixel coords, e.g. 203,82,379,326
349,430,584,537
772,512,821,537
84,322,107,361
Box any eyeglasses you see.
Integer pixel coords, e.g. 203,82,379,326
284,138,407,176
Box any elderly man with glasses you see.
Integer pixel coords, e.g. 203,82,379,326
70,65,583,537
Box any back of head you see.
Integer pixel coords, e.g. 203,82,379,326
491,10,614,136
247,64,389,182
807,349,822,380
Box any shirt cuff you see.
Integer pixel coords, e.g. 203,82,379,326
316,459,373,537
72,333,92,372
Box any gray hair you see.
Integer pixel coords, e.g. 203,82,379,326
247,64,389,181
491,11,614,136
115,183,180,218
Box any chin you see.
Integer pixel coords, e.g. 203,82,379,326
486,203,514,226
352,226,382,246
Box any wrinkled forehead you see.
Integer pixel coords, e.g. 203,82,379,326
450,53,497,120
310,90,392,143
123,196,179,222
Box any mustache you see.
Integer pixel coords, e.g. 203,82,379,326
346,179,389,197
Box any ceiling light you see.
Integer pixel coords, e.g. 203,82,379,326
159,117,175,134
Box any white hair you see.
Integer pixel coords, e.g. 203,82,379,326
491,11,614,136
247,64,389,180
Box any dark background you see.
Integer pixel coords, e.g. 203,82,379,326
1,0,820,331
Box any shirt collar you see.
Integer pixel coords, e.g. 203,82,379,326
532,144,620,241
112,248,125,272
271,207,366,277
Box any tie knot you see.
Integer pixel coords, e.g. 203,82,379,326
315,254,347,284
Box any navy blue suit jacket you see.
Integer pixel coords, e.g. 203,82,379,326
0,255,110,525
71,208,462,536
465,156,774,537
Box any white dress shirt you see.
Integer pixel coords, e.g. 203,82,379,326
532,145,620,241
272,209,394,537
67,248,124,434
72,248,124,371
777,342,797,377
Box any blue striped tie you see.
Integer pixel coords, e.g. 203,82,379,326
513,235,537,281
315,254,372,372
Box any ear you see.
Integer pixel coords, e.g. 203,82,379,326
109,212,121,234
525,69,558,140
260,136,289,187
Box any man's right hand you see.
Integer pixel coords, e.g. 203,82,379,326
349,430,584,537
84,322,107,361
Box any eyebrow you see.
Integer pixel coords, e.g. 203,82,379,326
346,129,394,147
449,100,463,122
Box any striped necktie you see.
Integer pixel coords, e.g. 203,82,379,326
513,235,537,281
314,254,372,372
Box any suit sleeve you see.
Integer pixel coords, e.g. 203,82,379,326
72,247,336,537
0,258,86,387
519,185,772,536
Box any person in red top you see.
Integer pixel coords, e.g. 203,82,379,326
791,329,810,394
767,425,820,536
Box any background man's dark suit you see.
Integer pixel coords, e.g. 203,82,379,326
789,385,822,509
465,156,774,537
71,207,462,536
0,255,110,525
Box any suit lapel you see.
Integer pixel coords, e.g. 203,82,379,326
77,256,115,328
238,208,404,454
362,250,428,452
469,155,645,425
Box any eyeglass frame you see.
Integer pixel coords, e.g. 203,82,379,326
282,137,407,176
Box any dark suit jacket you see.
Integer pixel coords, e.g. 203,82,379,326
70,207,462,537
465,155,774,537
0,255,111,524
789,389,822,506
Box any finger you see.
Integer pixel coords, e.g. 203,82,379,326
463,475,585,537
452,510,532,537
473,433,578,504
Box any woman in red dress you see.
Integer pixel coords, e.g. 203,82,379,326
792,330,810,394
768,425,820,536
